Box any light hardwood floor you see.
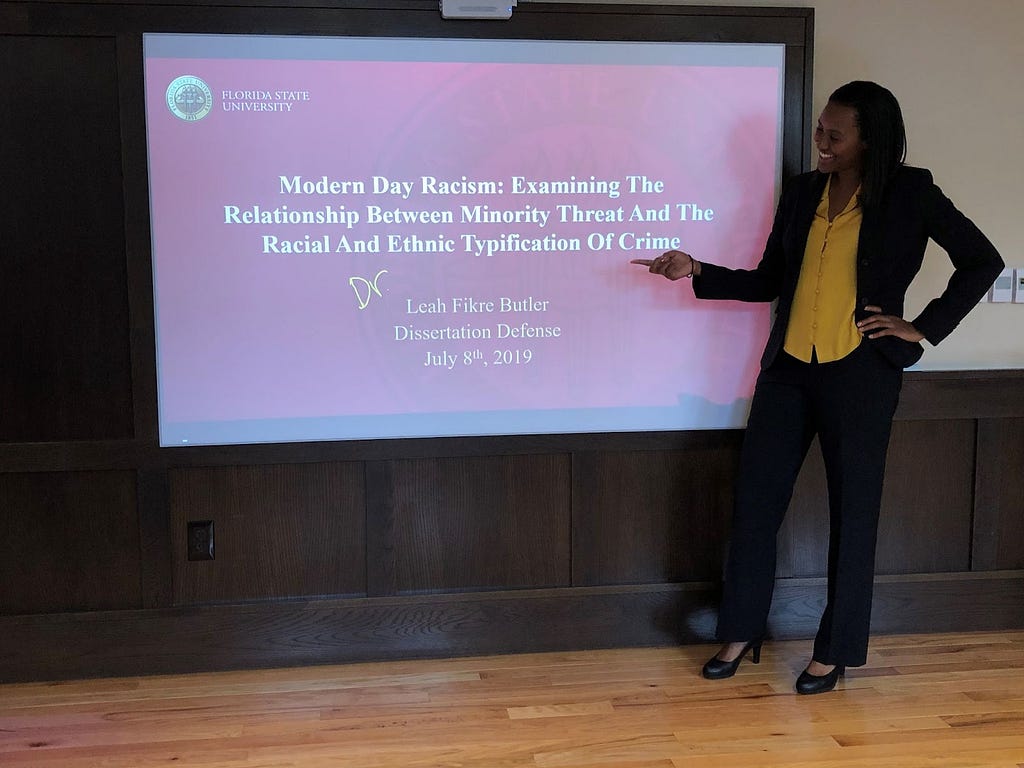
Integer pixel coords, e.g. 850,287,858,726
2,631,1024,767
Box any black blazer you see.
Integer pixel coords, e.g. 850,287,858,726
693,166,1004,369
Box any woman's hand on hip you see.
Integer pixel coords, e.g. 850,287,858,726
857,306,925,342
630,250,699,280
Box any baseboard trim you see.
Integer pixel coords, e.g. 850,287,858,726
3,572,1023,682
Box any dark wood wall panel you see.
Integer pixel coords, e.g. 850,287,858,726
170,462,366,604
0,34,132,442
0,471,140,615
875,420,975,574
387,455,571,593
777,420,975,578
974,418,1024,570
898,372,1024,420
137,467,172,609
572,443,740,586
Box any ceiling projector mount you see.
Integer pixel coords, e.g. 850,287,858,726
440,0,516,19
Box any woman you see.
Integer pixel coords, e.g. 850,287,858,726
632,81,1002,694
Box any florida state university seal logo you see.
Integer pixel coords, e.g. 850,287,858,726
166,75,213,121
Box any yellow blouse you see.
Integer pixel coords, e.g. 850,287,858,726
783,178,863,363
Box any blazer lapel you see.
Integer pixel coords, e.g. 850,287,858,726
791,172,827,269
857,198,883,299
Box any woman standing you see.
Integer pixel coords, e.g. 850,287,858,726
632,81,1002,694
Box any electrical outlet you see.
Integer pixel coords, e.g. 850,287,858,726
187,520,215,561
990,268,1013,302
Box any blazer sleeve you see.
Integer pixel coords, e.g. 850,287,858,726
691,179,793,303
910,172,1004,345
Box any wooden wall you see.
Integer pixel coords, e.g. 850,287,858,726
1,0,1022,684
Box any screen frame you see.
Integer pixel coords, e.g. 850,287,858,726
44,0,815,462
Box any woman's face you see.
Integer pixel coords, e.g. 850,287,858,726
815,101,866,179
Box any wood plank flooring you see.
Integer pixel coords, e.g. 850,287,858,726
2,631,1024,767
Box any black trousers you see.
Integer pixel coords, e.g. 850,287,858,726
716,342,902,667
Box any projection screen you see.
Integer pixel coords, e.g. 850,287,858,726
144,33,785,446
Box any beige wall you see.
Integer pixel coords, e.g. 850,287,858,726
556,0,1024,368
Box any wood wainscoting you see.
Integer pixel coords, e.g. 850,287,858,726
1,2,1022,686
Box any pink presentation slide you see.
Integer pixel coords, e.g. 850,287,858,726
145,37,781,445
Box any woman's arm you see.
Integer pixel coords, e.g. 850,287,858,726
689,186,791,303
910,173,1004,345
630,174,806,303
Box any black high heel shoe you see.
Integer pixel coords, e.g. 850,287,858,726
795,663,845,695
701,639,763,680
